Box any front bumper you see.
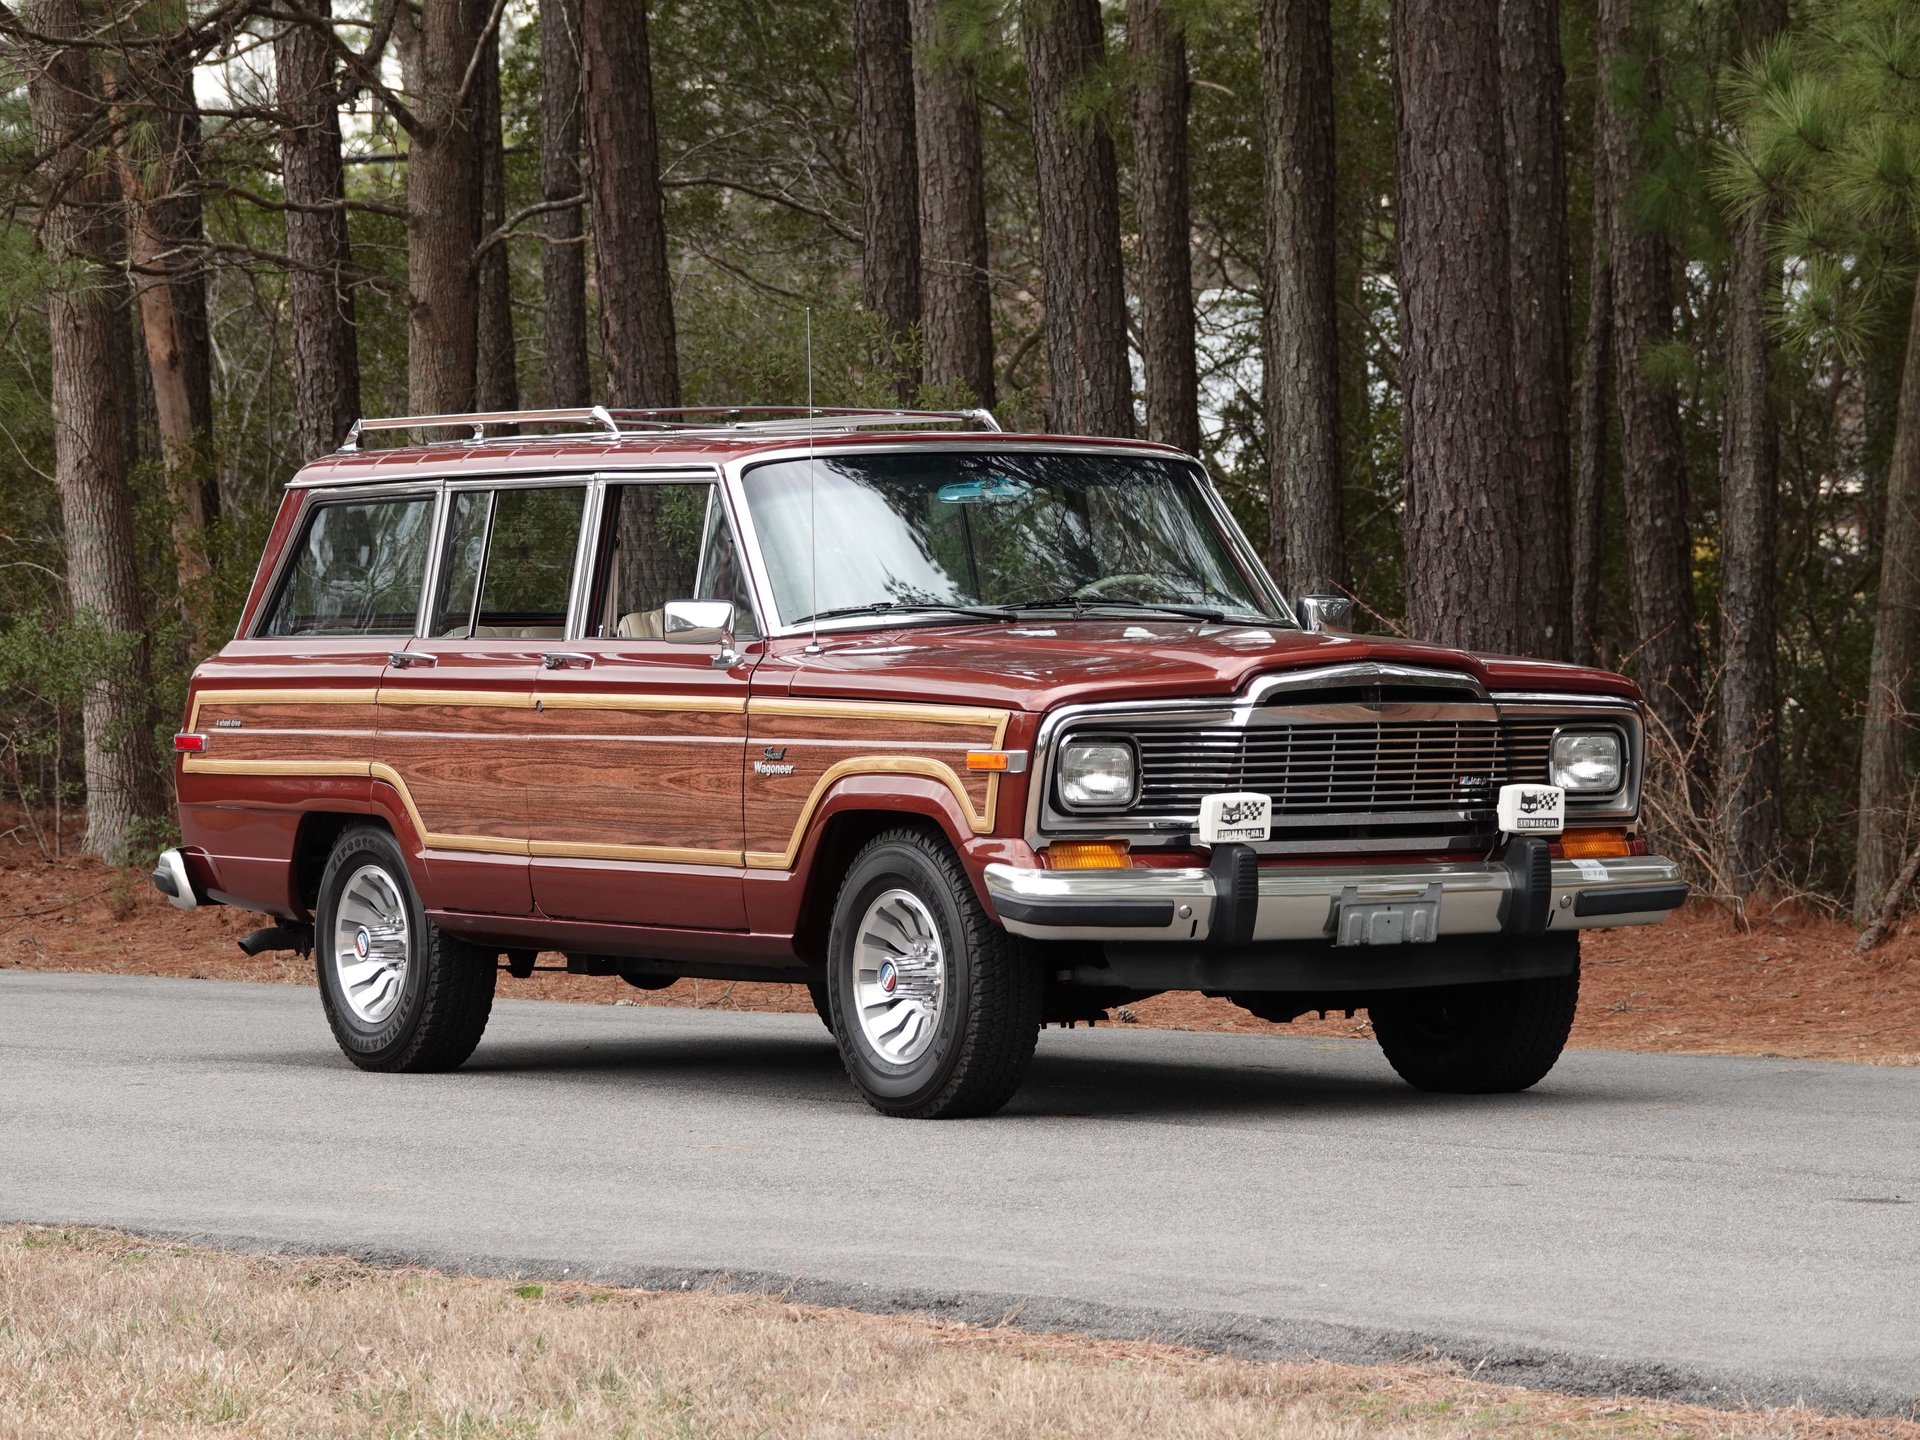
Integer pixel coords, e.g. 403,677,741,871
983,851,1686,944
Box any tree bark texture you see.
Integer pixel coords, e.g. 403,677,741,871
1571,171,1610,666
1500,0,1571,659
1128,0,1199,454
910,0,995,408
1393,0,1522,652
1596,0,1702,755
1853,278,1920,923
1717,0,1787,896
26,0,167,861
581,0,680,409
474,31,519,413
539,0,590,407
1259,0,1345,598
1020,0,1133,437
277,0,361,459
149,41,218,525
854,0,922,399
401,0,485,415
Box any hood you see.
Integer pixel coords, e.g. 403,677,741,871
756,619,1639,712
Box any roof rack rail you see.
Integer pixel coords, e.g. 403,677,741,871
603,406,1003,435
339,407,619,452
335,404,1001,453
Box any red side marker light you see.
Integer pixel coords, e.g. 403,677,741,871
173,733,207,754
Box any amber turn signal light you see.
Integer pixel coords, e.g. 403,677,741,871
1045,840,1132,870
1558,827,1630,859
172,733,207,754
966,750,1027,773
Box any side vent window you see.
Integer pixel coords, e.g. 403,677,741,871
433,485,587,639
262,496,434,637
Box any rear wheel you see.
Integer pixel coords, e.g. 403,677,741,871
1369,953,1579,1094
314,825,496,1072
806,982,835,1034
827,828,1042,1118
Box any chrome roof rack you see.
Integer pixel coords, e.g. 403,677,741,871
336,404,1000,452
338,406,620,452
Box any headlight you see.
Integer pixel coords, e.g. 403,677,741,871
1057,737,1137,809
1549,730,1624,793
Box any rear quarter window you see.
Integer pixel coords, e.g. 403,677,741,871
261,495,434,637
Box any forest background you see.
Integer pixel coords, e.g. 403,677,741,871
0,0,1916,936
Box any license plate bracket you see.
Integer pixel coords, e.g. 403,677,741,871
1333,883,1443,946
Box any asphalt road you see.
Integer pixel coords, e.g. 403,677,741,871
2,971,1915,1416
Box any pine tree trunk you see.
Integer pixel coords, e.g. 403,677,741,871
1596,0,1702,756
539,0,590,408
1500,0,1572,660
1259,0,1344,598
581,0,680,409
854,0,921,399
151,42,218,527
401,0,486,415
911,0,995,408
277,0,361,459
1020,0,1133,437
1572,169,1611,666
1717,0,1787,897
474,31,519,413
27,0,167,862
1854,278,1920,923
1393,0,1522,652
1128,0,1198,454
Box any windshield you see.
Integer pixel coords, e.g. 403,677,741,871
740,451,1283,627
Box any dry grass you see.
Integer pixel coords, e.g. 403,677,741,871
0,1227,1909,1440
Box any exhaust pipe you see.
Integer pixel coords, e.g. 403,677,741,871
237,923,314,958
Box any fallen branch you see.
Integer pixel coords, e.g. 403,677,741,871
1857,840,1920,954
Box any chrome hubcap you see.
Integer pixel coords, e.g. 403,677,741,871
852,888,945,1064
331,864,411,1024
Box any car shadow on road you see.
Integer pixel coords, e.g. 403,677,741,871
424,1023,1624,1121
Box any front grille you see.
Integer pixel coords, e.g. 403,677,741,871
1127,716,1569,821
1134,721,1505,818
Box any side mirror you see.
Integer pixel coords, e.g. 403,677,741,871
663,599,739,666
1295,594,1352,634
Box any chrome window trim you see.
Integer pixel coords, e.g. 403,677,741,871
717,440,1295,637
250,481,446,642
583,465,764,643
1024,673,1646,850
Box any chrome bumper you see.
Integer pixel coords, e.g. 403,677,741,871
983,853,1686,944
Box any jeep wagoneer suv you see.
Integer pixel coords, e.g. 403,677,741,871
153,406,1686,1118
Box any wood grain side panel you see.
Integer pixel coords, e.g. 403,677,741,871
377,734,530,842
531,705,747,740
523,738,745,850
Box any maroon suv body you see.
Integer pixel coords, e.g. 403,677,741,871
154,407,1684,1116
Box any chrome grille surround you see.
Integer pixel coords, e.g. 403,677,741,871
1027,664,1644,854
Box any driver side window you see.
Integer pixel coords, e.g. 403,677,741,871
594,483,759,641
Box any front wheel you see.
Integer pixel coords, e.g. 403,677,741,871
314,824,496,1072
1369,948,1579,1094
827,828,1042,1118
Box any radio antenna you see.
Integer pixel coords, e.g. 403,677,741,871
803,308,822,656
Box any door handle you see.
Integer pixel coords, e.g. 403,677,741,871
540,652,594,670
387,652,436,669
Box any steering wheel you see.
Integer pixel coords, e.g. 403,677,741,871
1075,572,1192,603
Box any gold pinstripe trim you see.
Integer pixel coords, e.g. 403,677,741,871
743,756,998,870
535,692,746,714
375,688,536,708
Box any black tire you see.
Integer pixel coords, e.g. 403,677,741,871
314,824,496,1072
827,828,1042,1119
806,981,835,1034
1369,952,1579,1094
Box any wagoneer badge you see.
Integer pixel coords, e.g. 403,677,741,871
755,746,794,777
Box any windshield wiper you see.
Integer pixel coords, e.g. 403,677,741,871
789,600,1009,626
993,594,1237,623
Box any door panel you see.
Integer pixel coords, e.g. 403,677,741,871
527,480,753,929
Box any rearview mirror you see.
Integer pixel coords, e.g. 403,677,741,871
1295,595,1352,634
664,599,738,666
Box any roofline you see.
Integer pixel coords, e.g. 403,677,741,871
285,429,1195,489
